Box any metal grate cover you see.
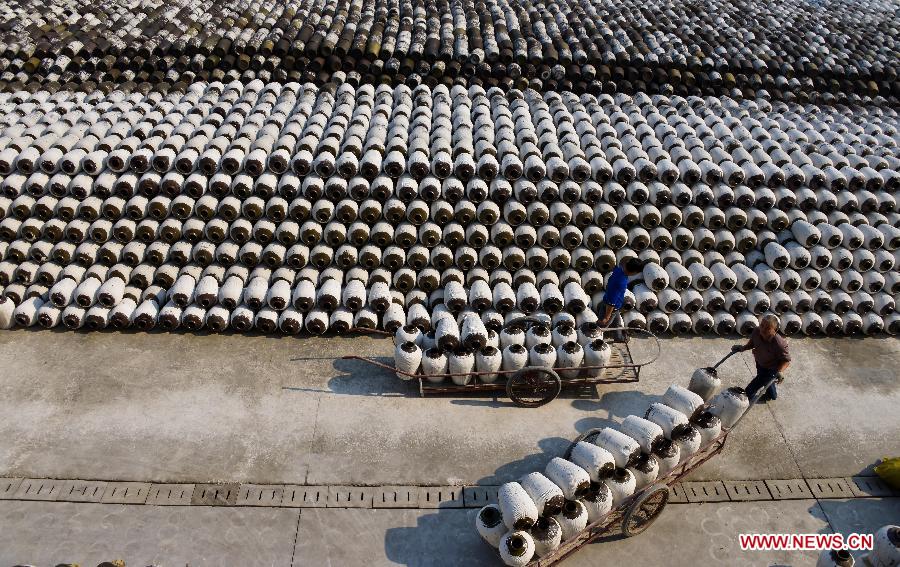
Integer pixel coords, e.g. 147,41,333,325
145,484,195,506
0,478,24,499
281,485,328,508
463,486,500,508
848,476,897,498
723,480,773,501
101,482,151,504
14,478,65,501
764,479,813,500
417,486,464,508
58,480,108,503
667,483,689,503
682,481,730,502
191,483,239,506
327,486,375,508
807,478,857,499
237,484,285,507
374,486,419,509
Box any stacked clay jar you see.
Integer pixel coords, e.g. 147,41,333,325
0,0,898,103
476,376,752,565
0,80,898,337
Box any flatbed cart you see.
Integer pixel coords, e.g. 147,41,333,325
343,318,661,408
524,375,777,566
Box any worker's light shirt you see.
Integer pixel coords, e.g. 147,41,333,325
602,266,628,309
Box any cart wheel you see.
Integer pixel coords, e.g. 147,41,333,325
506,367,561,408
622,484,669,537
564,428,604,459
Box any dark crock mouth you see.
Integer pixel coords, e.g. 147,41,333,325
479,505,502,528
507,533,529,554
533,343,554,354
561,341,581,354
400,341,419,354
612,468,631,483
508,344,526,354
531,516,559,538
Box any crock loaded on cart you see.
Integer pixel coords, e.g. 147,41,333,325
344,317,660,407
475,352,769,565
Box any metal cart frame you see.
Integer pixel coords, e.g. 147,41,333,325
343,319,661,408
524,377,776,565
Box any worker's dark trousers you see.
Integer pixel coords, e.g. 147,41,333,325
745,365,778,401
597,301,624,341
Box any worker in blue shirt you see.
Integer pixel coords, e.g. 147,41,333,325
598,257,644,340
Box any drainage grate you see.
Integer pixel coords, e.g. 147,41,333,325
0,478,23,499
101,482,151,504
682,481,730,503
417,486,464,508
281,485,327,508
848,476,897,498
14,478,65,501
462,486,500,508
807,478,857,499
667,483,688,503
145,484,194,506
765,479,813,500
0,476,888,509
191,483,239,506
723,480,773,502
58,480,108,503
327,486,374,508
237,484,284,507
373,486,418,509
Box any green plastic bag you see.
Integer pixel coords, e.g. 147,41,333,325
874,457,900,489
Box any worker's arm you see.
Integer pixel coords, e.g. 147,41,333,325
600,270,627,325
600,303,614,325
774,339,791,381
731,340,753,353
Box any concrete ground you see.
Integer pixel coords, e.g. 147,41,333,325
0,498,897,566
0,329,898,565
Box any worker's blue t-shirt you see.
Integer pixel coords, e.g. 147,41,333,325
602,266,628,309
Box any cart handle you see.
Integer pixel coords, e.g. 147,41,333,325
706,349,738,372
349,326,392,336
725,377,779,432
591,326,663,368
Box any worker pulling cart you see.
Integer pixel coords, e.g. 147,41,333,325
474,349,772,565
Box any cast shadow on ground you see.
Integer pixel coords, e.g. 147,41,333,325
310,355,414,396
383,435,572,566
570,387,660,433
383,507,498,567
320,352,661,409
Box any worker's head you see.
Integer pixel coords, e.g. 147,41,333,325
622,257,644,276
758,314,780,340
